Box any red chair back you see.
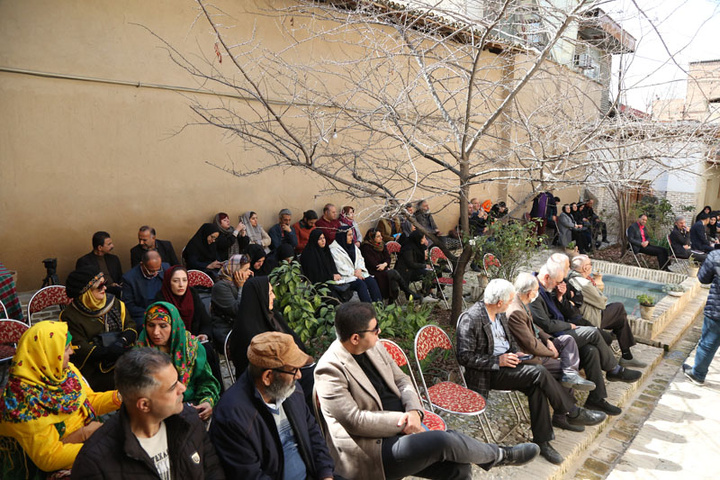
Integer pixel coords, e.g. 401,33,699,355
27,286,72,325
386,241,402,255
414,325,453,361
187,269,214,288
0,319,29,361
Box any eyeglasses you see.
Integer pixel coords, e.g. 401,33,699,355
93,281,107,290
273,367,299,376
355,325,381,335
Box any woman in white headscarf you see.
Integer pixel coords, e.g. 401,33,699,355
240,211,271,254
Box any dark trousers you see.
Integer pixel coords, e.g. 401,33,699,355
489,364,575,444
562,326,618,403
347,277,383,302
382,430,499,480
601,302,635,354
638,245,669,270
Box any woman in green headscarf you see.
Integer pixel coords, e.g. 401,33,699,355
137,302,220,421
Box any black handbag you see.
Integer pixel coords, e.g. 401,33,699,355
95,331,123,347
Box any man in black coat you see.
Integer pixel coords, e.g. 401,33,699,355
210,332,335,479
130,225,179,267
76,231,124,297
72,348,225,480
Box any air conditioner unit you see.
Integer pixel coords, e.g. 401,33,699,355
573,53,594,70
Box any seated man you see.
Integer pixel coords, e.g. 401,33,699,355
122,250,168,328
690,212,716,254
490,201,508,221
530,262,641,417
627,214,670,271
211,332,334,479
76,231,123,297
72,348,224,479
293,209,318,254
130,225,179,267
376,208,403,243
315,203,342,245
268,208,298,252
457,280,605,465
568,255,645,367
414,199,442,237
316,302,540,480
669,215,707,262
400,203,416,238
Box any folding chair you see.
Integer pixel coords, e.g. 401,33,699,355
413,325,492,439
312,385,329,439
0,299,6,319
429,247,466,309
667,234,690,275
386,241,401,268
187,269,215,288
380,339,446,431
0,319,29,390
620,228,649,268
27,285,72,325
223,330,235,385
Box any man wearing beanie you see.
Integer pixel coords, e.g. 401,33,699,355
210,332,335,479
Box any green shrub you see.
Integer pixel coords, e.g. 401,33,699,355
373,299,434,350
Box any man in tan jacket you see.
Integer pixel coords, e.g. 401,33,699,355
568,255,645,368
315,302,540,480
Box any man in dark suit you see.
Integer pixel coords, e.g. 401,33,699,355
76,231,123,297
130,225,179,267
627,214,669,271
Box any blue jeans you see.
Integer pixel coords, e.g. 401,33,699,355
691,315,720,381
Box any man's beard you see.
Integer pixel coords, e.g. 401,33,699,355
266,377,296,404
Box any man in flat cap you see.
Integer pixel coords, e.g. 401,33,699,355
210,332,335,479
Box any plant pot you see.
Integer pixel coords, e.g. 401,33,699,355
639,305,655,320
477,274,489,288
593,273,604,292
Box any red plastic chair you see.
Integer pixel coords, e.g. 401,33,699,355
187,269,214,288
380,339,446,431
0,319,28,363
27,285,72,325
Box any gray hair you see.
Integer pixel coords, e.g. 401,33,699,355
483,278,515,305
114,348,172,401
539,260,563,281
514,272,538,295
549,252,569,266
675,215,685,224
279,208,292,217
571,254,589,271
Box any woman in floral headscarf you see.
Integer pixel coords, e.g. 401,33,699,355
0,321,121,478
138,302,220,421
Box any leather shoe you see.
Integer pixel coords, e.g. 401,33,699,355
584,398,622,416
496,443,540,467
552,414,584,432
606,366,642,383
538,441,563,465
561,373,596,391
619,357,647,368
683,363,705,385
567,407,607,426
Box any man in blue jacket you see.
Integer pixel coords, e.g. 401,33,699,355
210,332,335,479
684,249,720,385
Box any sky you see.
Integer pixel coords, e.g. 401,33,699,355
603,0,720,112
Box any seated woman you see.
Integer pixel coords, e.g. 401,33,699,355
300,229,346,300
155,265,223,391
241,211,271,254
229,276,314,404
138,302,221,421
329,225,382,303
246,243,276,277
213,212,250,261
558,204,590,253
360,228,414,301
60,267,137,392
210,254,252,348
183,223,222,280
339,205,363,245
0,321,121,477
394,230,434,297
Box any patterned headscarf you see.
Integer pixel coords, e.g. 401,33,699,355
0,321,94,426
137,302,199,387
218,254,249,283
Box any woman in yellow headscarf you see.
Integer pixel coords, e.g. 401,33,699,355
0,321,121,478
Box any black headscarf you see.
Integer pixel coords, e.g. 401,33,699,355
229,276,305,374
246,244,268,275
300,229,338,284
335,224,355,263
184,223,220,265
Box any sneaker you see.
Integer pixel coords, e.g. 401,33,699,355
584,398,622,416
561,372,596,391
496,443,540,466
619,357,647,368
606,366,642,383
538,441,564,465
552,414,584,432
682,363,705,385
567,407,607,426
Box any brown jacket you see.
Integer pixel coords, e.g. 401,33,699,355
506,295,555,361
314,340,423,480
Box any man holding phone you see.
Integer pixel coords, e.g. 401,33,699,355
456,279,606,465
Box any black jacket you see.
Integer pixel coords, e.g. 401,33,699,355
669,225,692,258
699,250,720,321
130,239,179,268
691,220,713,253
76,252,123,286
210,372,334,479
71,404,225,480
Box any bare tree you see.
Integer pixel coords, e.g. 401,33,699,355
152,0,710,319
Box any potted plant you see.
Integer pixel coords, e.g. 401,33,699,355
637,294,656,320
565,240,578,257
687,255,700,277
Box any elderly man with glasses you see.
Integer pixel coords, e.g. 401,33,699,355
122,249,169,329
